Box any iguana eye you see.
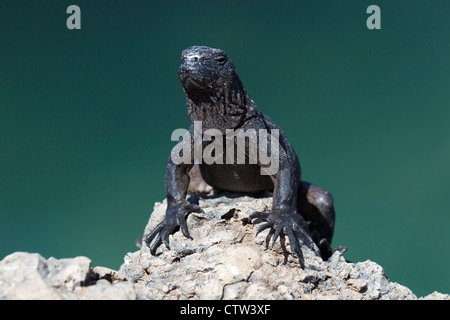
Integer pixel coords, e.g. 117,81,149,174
215,56,227,64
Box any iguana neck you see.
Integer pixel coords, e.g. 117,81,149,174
185,75,251,131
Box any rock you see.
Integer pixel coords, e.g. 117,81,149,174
0,252,62,300
0,252,136,300
119,193,448,300
1,193,449,300
46,256,93,290
421,291,450,300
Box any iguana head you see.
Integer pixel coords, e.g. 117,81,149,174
177,46,252,129
178,46,245,105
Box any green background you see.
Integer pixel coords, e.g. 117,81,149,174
1,1,449,297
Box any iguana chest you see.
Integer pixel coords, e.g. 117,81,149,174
199,163,273,193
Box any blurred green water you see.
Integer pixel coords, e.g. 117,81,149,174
0,1,449,297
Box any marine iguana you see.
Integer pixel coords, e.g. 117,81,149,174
145,46,336,262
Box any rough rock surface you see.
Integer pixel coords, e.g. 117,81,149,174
1,193,448,300
0,252,135,300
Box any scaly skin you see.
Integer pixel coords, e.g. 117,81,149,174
145,46,336,263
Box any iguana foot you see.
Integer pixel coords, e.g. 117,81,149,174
145,203,202,255
250,210,319,266
317,238,333,260
311,234,346,261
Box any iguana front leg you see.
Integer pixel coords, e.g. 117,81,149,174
145,130,201,255
250,141,319,265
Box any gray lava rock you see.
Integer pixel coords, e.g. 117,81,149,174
0,252,136,300
119,193,448,300
1,193,448,300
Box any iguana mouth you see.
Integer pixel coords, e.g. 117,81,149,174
183,77,206,92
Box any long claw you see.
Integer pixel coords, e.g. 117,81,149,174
285,227,297,251
145,203,197,255
185,203,203,214
286,227,304,263
145,221,164,247
163,239,171,250
150,235,162,255
179,217,193,240
250,210,313,266
293,223,315,248
265,228,275,248
271,227,282,248
249,211,268,220
161,229,171,250
256,222,272,237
